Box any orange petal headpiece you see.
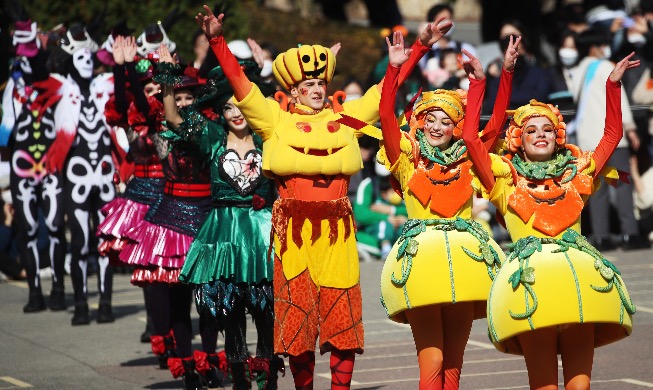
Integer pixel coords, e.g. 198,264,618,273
410,89,467,139
505,99,566,154
272,45,336,91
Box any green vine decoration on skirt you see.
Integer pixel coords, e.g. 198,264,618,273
505,229,636,321
391,217,502,287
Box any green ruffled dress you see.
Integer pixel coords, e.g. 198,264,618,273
178,109,275,286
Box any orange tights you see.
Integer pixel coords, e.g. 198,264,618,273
517,324,594,390
405,302,475,390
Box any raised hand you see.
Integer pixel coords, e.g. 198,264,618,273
387,30,412,68
196,5,224,39
609,51,640,83
123,36,137,63
159,43,174,64
460,48,485,81
418,16,453,47
502,35,521,72
330,42,342,56
247,38,266,69
112,35,125,65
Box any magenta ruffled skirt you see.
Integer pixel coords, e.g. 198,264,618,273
120,219,194,268
97,198,150,254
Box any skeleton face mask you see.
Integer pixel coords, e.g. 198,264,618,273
73,48,94,79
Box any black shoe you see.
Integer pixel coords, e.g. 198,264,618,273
182,358,204,390
202,367,226,390
71,303,90,326
97,303,115,323
48,289,67,311
592,237,616,252
230,362,251,390
140,321,154,343
23,292,47,313
621,234,651,251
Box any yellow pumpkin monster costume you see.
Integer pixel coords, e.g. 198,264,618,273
462,79,635,355
208,34,432,358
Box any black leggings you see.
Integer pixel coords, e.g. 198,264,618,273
223,292,274,363
149,283,194,358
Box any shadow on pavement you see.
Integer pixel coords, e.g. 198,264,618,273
144,380,181,389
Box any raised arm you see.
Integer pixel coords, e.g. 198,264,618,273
198,5,252,101
158,43,183,128
593,52,640,175
111,36,129,122
380,31,412,165
379,17,453,91
481,35,519,151
460,49,496,191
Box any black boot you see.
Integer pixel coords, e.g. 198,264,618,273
194,351,227,390
71,303,90,325
168,357,203,390
140,316,154,343
231,361,252,390
23,291,47,313
48,287,67,311
251,356,284,390
97,302,115,323
151,332,177,369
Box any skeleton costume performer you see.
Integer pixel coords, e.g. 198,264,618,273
462,76,635,355
206,19,430,388
175,62,279,390
41,25,118,325
377,49,513,389
0,18,67,312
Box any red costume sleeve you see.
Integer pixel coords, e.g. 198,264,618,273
481,68,514,151
380,64,402,165
462,77,496,191
396,39,430,87
209,36,252,101
592,79,623,176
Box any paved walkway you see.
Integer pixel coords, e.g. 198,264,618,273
1,247,652,389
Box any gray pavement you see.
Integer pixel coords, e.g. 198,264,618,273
1,246,652,389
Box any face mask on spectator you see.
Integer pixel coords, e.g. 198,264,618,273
602,46,612,60
627,33,647,48
458,78,470,90
558,48,578,67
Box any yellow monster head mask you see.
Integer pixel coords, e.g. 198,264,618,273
272,45,336,91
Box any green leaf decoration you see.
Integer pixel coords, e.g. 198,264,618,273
521,267,535,284
482,245,494,265
509,269,522,289
599,266,614,280
405,239,419,256
602,259,621,276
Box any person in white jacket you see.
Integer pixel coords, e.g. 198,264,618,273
570,27,649,250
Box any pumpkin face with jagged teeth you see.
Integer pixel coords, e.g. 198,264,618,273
262,117,362,177
272,45,336,91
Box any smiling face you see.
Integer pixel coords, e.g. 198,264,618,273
291,79,327,110
422,109,455,150
174,89,194,108
222,98,248,133
521,116,556,162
